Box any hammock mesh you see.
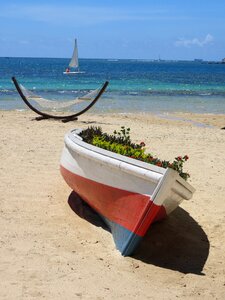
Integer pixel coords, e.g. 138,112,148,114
19,84,100,111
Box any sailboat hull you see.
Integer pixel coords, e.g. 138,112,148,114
63,71,85,74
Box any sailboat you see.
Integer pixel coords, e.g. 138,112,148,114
63,39,85,74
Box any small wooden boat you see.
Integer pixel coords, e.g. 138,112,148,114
60,129,195,256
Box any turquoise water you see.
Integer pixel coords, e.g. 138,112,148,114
1,57,225,113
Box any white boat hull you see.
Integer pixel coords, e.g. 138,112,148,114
63,71,85,74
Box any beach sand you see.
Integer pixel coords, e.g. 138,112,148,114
1,110,225,299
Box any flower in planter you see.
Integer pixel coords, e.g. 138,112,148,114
79,126,190,181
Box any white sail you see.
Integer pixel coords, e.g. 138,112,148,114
69,39,79,69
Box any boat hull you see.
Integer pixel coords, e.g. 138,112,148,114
63,71,85,74
60,129,195,256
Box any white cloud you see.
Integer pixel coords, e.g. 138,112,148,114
175,34,214,47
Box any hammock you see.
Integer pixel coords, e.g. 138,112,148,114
12,77,109,122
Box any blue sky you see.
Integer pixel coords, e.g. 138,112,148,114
0,0,224,60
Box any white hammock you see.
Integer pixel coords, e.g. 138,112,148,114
19,83,101,110
12,76,109,122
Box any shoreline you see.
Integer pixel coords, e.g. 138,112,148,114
1,110,225,299
2,108,224,128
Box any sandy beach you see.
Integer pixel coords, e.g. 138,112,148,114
1,110,225,299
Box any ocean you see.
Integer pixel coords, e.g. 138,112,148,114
1,57,225,114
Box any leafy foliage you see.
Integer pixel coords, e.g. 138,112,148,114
80,126,190,180
79,126,103,144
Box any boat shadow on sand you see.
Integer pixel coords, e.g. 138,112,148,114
68,191,209,275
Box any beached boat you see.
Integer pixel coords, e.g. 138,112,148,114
63,38,85,74
60,129,195,256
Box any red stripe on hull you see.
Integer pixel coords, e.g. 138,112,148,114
60,166,167,236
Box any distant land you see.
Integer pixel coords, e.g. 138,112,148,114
1,56,225,64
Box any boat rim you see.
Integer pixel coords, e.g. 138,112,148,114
63,128,195,194
67,128,166,174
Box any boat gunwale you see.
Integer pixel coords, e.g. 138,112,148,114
67,129,166,175
64,129,195,193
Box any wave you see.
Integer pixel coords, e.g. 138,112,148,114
199,93,212,96
1,86,224,97
0,89,14,93
107,89,223,97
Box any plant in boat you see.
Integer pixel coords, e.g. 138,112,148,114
79,126,190,180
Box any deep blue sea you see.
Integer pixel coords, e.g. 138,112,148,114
1,57,225,114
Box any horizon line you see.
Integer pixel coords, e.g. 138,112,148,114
0,56,222,62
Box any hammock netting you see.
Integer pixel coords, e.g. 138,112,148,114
19,84,101,111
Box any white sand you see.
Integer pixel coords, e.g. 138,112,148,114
1,110,225,299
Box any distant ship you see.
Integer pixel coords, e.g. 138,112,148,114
194,59,203,62
207,58,225,65
107,59,119,62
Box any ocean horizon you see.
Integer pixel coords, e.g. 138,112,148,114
1,57,225,114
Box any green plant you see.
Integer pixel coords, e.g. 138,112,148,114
80,126,190,180
92,136,146,158
79,126,103,144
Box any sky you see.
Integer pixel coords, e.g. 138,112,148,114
0,0,224,60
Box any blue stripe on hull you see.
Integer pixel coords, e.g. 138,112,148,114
99,214,143,256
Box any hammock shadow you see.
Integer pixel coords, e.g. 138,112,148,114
31,116,78,123
67,191,209,275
